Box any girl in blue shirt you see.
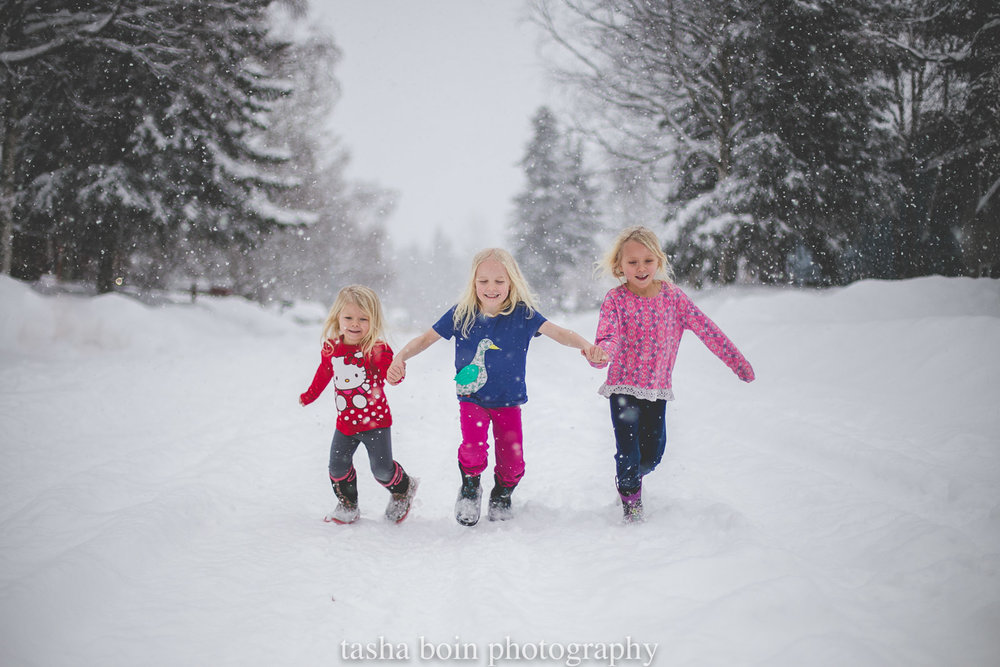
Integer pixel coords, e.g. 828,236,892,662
388,248,606,526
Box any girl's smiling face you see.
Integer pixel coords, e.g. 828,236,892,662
475,259,511,315
619,240,662,296
338,302,370,345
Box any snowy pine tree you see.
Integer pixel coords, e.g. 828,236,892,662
510,107,601,310
954,0,1000,276
735,0,896,284
534,0,899,286
533,0,758,284
0,0,310,293
911,0,1000,278
238,20,395,303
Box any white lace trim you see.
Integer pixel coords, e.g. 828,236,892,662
598,383,674,402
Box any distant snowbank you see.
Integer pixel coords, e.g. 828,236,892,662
0,276,313,356
5,275,996,357
698,275,1000,324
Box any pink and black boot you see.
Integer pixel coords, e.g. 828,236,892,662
326,468,360,524
619,484,644,524
381,462,418,524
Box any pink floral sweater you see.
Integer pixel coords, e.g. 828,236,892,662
593,283,755,401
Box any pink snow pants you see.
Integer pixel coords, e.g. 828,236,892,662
458,402,524,487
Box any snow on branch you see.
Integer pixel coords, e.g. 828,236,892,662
978,177,1000,214
249,194,318,227
0,1,124,65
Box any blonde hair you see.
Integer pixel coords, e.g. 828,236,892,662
454,248,539,336
321,284,386,355
599,226,675,284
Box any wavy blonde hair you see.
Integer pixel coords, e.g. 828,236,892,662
321,284,386,355
454,248,539,337
599,226,675,284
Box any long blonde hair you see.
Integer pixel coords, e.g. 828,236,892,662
454,248,539,337
599,226,675,284
321,284,386,355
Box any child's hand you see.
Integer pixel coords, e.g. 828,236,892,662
299,393,310,406
737,363,755,383
582,344,609,367
386,359,406,385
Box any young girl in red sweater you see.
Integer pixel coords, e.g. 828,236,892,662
299,285,417,524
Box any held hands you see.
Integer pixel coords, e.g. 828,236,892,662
581,343,609,368
386,359,406,385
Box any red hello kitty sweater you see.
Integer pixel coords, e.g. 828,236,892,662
300,339,394,436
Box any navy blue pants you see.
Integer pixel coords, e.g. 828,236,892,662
609,393,666,494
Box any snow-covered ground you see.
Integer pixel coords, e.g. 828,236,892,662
1,275,998,667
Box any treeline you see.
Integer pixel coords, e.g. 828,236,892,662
3,1,996,301
525,0,999,285
1,0,391,299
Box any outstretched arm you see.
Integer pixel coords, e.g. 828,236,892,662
681,297,755,382
538,321,608,365
386,328,442,385
300,343,334,405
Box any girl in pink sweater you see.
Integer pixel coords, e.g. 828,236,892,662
591,227,755,523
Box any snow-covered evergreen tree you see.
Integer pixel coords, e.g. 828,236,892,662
237,19,395,304
534,0,898,286
917,0,999,278
0,0,309,292
510,106,601,310
955,0,1000,276
734,0,896,284
532,0,756,284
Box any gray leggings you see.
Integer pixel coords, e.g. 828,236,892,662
329,428,395,484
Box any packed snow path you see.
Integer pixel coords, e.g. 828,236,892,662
1,276,998,666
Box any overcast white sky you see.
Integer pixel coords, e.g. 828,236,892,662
306,0,559,253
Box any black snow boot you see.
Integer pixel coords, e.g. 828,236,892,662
454,467,482,527
326,470,360,524
487,475,516,522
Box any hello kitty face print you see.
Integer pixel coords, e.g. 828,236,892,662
332,352,370,411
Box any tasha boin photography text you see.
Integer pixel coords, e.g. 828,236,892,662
340,636,659,666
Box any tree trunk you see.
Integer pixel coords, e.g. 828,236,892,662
96,214,121,293
0,90,18,276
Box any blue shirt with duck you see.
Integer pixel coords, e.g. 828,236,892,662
432,303,547,408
